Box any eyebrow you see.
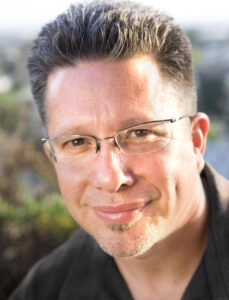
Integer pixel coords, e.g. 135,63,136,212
52,117,152,137
54,127,87,137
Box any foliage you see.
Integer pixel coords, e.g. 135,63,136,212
0,192,77,300
0,41,77,299
0,194,77,243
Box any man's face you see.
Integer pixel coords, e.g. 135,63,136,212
46,56,204,257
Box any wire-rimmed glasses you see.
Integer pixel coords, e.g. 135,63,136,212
42,116,190,165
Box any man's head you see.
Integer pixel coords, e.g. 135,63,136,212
28,0,197,126
28,1,209,258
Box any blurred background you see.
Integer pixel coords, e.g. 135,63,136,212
0,0,229,299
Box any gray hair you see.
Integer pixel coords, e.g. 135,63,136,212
27,0,197,125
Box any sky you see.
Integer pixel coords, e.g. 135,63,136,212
0,0,229,35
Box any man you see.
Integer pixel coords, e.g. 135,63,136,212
10,1,229,299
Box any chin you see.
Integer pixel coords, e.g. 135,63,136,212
99,240,154,258
92,222,158,258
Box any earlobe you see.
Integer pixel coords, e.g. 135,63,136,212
190,113,210,172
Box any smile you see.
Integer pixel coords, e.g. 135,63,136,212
91,201,152,224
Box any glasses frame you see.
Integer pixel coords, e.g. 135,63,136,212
42,115,191,163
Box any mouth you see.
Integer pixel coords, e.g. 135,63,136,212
91,201,152,224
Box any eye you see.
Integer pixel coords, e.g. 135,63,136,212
63,137,87,148
131,129,152,137
70,138,85,146
127,128,154,139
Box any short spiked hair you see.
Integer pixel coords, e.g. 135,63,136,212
28,0,197,125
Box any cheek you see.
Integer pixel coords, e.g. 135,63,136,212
161,143,199,211
54,164,88,204
129,149,173,184
132,144,195,204
129,150,176,206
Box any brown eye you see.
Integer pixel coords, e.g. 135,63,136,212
133,129,151,137
127,129,153,138
61,137,87,149
71,138,85,146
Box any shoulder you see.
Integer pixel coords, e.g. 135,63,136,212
202,163,229,218
9,229,103,300
203,163,229,294
203,163,229,234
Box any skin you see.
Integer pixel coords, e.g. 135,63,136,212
45,56,209,299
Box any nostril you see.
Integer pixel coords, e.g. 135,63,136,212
118,183,129,192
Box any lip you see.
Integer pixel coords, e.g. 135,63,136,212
91,201,151,224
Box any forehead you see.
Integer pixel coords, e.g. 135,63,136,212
46,56,180,135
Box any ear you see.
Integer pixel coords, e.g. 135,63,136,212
190,113,210,172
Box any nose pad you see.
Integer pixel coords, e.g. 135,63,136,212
114,139,120,149
95,142,100,153
95,137,120,154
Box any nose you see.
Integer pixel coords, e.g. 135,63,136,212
90,142,135,193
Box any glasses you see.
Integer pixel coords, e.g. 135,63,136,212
42,116,190,165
